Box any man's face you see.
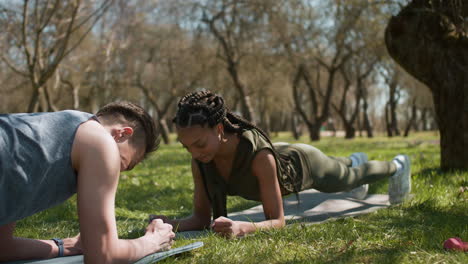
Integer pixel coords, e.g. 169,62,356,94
118,141,144,172
111,126,144,171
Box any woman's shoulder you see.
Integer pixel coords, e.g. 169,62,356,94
240,128,273,151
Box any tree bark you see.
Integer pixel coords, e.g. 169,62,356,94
385,0,468,170
361,88,374,138
404,99,417,137
290,112,302,140
362,100,373,138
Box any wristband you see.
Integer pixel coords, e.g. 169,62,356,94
51,238,64,257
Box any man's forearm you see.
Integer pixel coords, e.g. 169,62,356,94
83,237,159,264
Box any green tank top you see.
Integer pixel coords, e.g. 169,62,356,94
196,129,312,219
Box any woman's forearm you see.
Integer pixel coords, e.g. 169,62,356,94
168,214,210,232
238,219,285,236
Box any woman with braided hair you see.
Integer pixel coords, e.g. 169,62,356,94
150,90,411,238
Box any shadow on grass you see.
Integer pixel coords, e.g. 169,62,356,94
320,247,405,264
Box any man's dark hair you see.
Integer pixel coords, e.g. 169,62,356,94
96,101,160,159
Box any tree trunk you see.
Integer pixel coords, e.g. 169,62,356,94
27,88,39,113
291,113,301,140
307,123,321,141
385,0,468,170
362,96,373,138
404,99,417,137
385,104,393,137
227,61,255,121
344,122,356,139
420,107,429,131
158,118,171,145
390,99,400,136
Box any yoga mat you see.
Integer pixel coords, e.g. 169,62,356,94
177,189,390,238
3,242,203,264
229,189,390,224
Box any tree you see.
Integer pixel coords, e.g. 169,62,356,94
0,0,112,112
381,63,403,137
200,0,263,121
385,0,468,170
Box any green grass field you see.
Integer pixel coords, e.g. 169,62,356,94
15,132,467,263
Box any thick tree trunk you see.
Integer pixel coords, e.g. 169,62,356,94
344,122,356,139
385,0,468,170
307,123,321,141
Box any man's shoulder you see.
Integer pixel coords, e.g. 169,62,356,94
72,121,119,168
77,121,116,149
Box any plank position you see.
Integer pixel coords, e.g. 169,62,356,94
151,91,411,238
0,102,175,263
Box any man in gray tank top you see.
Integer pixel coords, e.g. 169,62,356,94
0,102,175,263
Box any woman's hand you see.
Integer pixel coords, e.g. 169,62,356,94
63,233,82,256
148,214,169,223
211,217,245,238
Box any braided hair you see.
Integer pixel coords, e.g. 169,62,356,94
173,90,272,144
174,90,301,195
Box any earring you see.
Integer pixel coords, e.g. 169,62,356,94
221,132,227,143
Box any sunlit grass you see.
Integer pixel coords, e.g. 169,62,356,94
14,131,467,263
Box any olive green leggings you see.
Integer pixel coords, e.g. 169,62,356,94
275,143,397,193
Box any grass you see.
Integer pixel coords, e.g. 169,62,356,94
14,131,467,263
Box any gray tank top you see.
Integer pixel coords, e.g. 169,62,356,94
0,110,93,226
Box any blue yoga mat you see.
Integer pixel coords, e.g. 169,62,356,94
3,242,203,264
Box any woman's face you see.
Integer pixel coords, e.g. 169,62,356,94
176,124,222,163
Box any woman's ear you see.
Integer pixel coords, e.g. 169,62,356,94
217,123,227,142
217,123,224,133
217,123,224,134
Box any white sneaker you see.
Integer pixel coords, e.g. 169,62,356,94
349,152,369,200
389,154,411,204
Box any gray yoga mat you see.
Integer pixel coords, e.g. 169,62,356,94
176,189,390,239
229,189,390,224
3,242,203,264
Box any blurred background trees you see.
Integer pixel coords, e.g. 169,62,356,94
1,0,463,169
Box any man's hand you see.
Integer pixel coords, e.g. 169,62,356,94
211,217,245,238
144,219,175,252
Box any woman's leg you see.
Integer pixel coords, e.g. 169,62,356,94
293,143,397,193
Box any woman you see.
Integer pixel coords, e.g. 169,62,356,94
151,90,410,238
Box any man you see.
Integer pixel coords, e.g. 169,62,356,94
0,102,175,263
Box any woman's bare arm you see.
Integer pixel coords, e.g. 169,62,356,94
211,149,285,237
151,159,212,232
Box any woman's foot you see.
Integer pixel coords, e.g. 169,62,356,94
389,154,411,204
